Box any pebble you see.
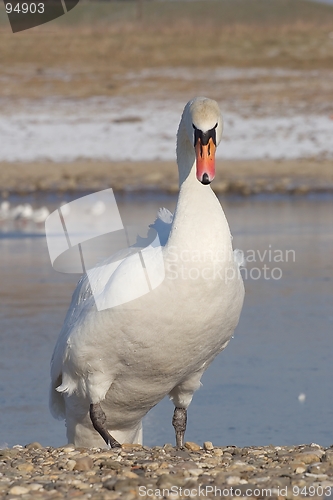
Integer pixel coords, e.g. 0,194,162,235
170,449,191,459
226,475,241,485
16,461,35,472
188,468,203,476
8,485,30,495
28,483,43,491
0,448,19,458
25,442,43,450
296,452,322,464
203,441,214,451
73,456,94,471
100,459,123,470
62,446,76,453
66,459,77,471
324,451,333,461
0,443,333,499
184,441,201,452
121,443,143,450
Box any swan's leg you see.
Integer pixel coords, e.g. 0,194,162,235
172,407,187,448
169,370,205,448
89,403,121,448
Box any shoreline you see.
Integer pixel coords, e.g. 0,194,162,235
1,159,333,197
1,442,333,499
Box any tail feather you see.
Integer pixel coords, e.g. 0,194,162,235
49,375,66,420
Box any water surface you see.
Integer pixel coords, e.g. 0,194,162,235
0,193,332,448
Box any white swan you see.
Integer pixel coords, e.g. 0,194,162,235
32,206,50,224
0,201,49,223
50,97,245,448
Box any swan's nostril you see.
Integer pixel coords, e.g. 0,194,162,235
201,173,211,185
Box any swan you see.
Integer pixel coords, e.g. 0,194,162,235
0,202,49,223
50,97,245,448
32,206,50,224
12,203,33,220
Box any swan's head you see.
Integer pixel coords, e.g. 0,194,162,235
180,97,223,185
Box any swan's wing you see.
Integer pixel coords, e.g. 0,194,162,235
50,245,165,417
50,271,94,418
131,207,173,248
50,207,173,418
148,207,173,246
50,243,140,419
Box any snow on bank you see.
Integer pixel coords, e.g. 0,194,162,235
1,98,333,162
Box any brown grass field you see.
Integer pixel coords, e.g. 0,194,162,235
2,159,333,195
0,0,333,99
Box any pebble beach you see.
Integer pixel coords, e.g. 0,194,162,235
1,442,333,499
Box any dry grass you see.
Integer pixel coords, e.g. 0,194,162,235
1,159,333,195
0,0,333,99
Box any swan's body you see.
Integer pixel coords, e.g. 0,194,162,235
32,206,50,224
13,203,33,220
50,98,245,447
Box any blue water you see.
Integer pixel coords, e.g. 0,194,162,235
0,194,332,448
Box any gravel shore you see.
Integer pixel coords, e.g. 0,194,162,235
1,159,333,197
1,442,333,499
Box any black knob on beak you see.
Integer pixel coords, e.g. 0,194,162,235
201,173,211,185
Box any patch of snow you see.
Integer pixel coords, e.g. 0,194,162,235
121,66,326,82
0,97,333,162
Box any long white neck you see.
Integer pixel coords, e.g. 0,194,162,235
166,121,232,255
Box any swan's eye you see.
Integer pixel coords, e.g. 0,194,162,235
193,123,217,147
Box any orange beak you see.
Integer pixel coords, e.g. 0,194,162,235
195,137,216,185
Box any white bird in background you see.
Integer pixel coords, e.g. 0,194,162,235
32,206,50,224
12,203,33,220
0,201,50,226
50,97,245,448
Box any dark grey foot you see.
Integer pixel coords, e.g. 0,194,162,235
89,403,121,448
172,407,187,448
